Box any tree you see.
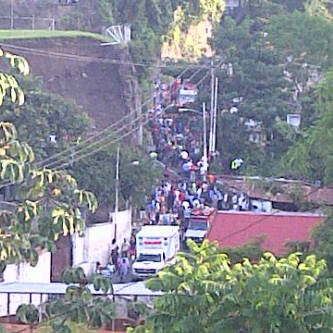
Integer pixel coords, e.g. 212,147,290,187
130,240,333,333
282,69,333,184
0,49,97,276
267,11,333,71
197,1,333,176
209,13,295,175
71,144,162,211
0,74,91,160
305,0,333,19
310,209,333,273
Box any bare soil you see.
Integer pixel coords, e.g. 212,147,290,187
2,37,131,130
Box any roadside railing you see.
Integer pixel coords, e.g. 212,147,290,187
0,16,55,30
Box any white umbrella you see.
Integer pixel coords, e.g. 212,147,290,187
180,151,189,160
150,151,158,159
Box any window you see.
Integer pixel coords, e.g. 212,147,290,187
287,114,301,129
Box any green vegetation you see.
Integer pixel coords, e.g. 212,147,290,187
221,238,265,264
17,267,114,333
313,209,333,272
0,29,111,42
0,50,96,277
130,240,333,333
72,144,163,210
191,0,333,180
0,74,90,160
282,69,333,185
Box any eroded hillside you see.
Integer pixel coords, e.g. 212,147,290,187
2,37,133,130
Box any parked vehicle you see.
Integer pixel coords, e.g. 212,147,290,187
170,79,198,108
132,225,180,278
184,209,215,244
184,216,210,244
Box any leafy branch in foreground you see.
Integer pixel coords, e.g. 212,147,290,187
17,267,114,333
0,48,97,276
130,240,333,333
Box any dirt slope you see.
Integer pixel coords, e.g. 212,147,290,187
2,37,132,130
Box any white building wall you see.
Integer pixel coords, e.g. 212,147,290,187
111,209,132,247
3,251,51,283
0,251,50,316
0,210,132,316
72,209,132,277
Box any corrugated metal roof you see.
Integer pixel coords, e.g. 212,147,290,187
207,211,323,255
216,175,333,205
0,281,162,296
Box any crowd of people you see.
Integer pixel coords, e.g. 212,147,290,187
145,78,250,231
96,77,250,282
96,236,136,282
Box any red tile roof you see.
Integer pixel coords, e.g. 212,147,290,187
207,211,324,255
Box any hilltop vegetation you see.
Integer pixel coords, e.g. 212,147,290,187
189,0,333,186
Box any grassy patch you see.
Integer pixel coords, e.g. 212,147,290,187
0,30,112,42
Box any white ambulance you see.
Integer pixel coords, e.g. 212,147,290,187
132,225,180,278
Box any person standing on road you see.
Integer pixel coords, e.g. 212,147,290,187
121,238,130,258
129,235,136,263
119,257,129,282
110,239,119,271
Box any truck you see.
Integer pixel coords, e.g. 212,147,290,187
132,225,180,278
170,79,198,108
184,208,215,244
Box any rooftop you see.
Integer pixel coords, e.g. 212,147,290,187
0,281,162,297
207,211,323,255
137,225,179,238
216,175,333,205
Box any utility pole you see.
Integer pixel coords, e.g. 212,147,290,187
135,80,143,146
212,77,219,153
114,145,120,241
209,59,214,153
202,102,208,177
10,0,14,30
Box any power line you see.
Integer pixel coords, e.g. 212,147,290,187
0,57,216,187
54,108,158,170
52,69,213,170
36,56,198,168
0,43,211,70
0,67,213,188
37,98,150,168
0,47,220,174
39,61,215,169
0,60,199,187
38,64,196,169
48,110,148,169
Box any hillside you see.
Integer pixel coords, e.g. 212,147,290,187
1,37,134,130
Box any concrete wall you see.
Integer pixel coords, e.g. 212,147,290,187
73,209,132,276
3,251,51,283
0,251,50,316
0,209,132,316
